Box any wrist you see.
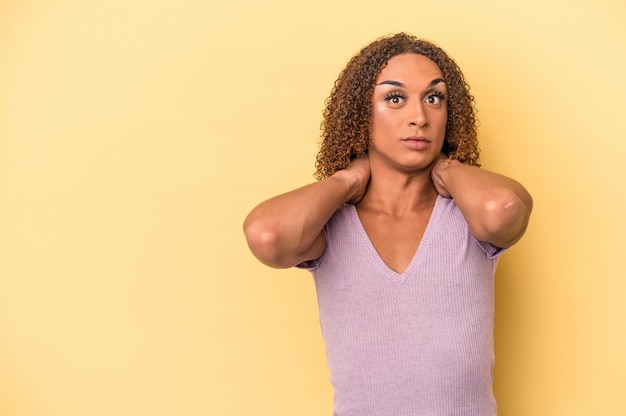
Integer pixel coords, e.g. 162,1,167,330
438,157,457,182
334,168,367,204
328,169,358,203
432,156,457,198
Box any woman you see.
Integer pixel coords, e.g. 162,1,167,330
244,33,532,416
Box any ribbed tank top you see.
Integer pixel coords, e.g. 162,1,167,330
305,196,502,416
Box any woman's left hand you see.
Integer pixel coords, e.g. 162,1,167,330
429,153,533,248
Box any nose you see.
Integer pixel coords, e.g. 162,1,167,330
409,102,429,128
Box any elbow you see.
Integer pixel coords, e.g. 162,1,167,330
243,219,291,269
480,189,533,247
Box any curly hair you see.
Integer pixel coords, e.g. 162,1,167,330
314,32,480,180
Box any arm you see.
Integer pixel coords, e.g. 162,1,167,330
431,156,533,248
243,157,370,268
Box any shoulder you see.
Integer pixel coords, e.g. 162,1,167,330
295,204,357,270
433,196,506,259
432,195,465,225
322,203,356,233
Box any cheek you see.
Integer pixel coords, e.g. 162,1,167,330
433,110,448,133
370,118,389,147
369,107,383,140
371,106,396,134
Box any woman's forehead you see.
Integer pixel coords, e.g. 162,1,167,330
376,53,443,83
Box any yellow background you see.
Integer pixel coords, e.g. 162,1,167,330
1,0,625,415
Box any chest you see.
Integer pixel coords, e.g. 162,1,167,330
357,208,432,274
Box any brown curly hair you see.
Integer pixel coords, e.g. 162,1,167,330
314,32,480,180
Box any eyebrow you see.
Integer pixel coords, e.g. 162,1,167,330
375,78,446,88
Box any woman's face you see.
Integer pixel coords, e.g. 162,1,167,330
369,53,448,173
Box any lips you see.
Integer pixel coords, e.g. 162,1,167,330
402,136,431,150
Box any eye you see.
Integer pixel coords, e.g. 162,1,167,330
425,91,446,105
383,92,406,105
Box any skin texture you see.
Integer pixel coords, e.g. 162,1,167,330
315,32,480,180
355,53,449,273
369,54,447,175
244,39,533,271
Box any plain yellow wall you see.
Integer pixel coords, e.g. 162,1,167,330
1,0,625,415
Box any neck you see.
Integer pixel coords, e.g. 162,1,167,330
357,166,438,216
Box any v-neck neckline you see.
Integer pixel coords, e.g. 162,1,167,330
348,195,442,281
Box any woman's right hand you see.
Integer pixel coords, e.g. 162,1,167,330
244,155,369,268
337,156,370,204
